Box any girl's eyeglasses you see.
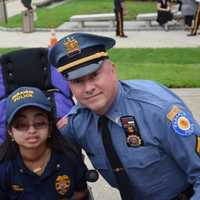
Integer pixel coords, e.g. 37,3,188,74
12,121,49,132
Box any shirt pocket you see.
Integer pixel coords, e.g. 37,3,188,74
125,146,161,168
124,146,164,192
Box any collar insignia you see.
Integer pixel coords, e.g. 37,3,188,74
55,175,71,195
63,37,80,56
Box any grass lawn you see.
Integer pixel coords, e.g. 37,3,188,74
0,0,156,28
0,48,200,88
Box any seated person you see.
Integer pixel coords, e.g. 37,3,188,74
0,86,89,200
157,0,173,30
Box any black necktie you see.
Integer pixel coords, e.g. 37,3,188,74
99,116,135,200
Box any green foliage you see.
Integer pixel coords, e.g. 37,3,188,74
0,48,19,54
0,0,155,28
1,47,199,88
109,48,200,88
125,1,155,20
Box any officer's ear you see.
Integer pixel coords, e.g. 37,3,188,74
111,62,117,73
112,62,116,68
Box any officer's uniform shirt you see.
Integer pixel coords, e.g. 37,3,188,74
61,80,200,200
0,150,87,199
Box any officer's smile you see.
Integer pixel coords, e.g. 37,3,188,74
84,92,102,100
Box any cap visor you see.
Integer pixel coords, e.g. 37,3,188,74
66,60,103,80
7,103,51,126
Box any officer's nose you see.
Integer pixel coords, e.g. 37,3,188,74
84,81,95,96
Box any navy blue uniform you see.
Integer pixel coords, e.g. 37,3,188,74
0,150,87,199
61,80,200,200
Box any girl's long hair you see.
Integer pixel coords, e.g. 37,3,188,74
0,112,81,164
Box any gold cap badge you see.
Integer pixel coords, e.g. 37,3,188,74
63,37,80,56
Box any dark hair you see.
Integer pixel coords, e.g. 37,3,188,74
0,113,81,164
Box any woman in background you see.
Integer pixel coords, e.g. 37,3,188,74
157,0,173,30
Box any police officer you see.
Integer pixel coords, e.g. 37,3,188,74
187,0,200,36
114,0,127,37
50,32,200,200
0,86,89,199
21,0,32,10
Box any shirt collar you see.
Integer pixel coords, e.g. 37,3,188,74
105,81,127,123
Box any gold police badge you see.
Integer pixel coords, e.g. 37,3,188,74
55,175,71,195
11,184,24,192
127,135,142,147
63,38,80,56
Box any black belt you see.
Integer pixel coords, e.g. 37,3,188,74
171,185,194,200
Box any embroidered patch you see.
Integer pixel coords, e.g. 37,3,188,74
171,111,194,136
196,136,200,156
55,175,71,195
167,105,181,121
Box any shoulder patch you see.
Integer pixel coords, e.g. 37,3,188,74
167,105,181,121
171,111,194,136
196,136,200,156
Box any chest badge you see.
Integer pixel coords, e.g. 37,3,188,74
120,116,143,147
55,175,71,195
11,184,24,192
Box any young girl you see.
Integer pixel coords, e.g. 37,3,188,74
0,86,89,200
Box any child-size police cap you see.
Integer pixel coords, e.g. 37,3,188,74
49,32,115,80
6,87,51,126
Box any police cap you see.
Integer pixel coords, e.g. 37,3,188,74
6,86,51,126
49,32,115,80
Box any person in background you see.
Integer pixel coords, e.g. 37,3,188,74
180,0,197,30
157,0,173,31
49,32,200,200
21,0,32,10
114,0,127,37
187,0,200,35
0,86,89,200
